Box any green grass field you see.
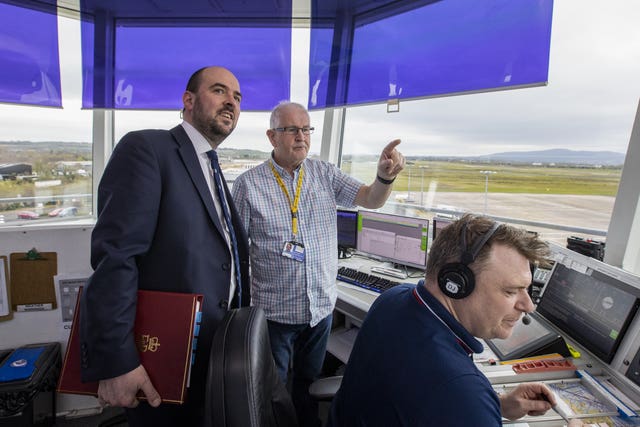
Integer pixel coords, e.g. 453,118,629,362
343,160,621,196
0,160,622,207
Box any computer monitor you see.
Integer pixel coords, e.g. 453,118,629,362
337,208,358,250
356,210,428,270
536,261,640,363
432,216,454,241
486,312,569,361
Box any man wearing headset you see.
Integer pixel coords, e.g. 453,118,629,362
329,213,583,426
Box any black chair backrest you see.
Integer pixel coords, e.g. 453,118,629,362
205,307,298,427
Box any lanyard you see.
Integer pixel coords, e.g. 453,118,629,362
412,287,473,355
269,161,304,237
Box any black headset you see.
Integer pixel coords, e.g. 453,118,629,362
437,220,500,299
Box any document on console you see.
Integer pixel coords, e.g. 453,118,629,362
547,381,631,426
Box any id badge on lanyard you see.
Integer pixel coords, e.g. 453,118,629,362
271,161,307,263
282,241,305,262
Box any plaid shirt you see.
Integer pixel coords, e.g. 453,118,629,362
231,157,362,326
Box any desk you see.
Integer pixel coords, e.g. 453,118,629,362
330,256,423,362
335,255,424,322
328,257,640,426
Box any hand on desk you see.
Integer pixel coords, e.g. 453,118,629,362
97,364,161,408
500,382,585,426
499,382,556,420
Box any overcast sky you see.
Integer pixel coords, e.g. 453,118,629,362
338,1,640,157
0,0,638,157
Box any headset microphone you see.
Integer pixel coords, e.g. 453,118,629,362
522,313,531,325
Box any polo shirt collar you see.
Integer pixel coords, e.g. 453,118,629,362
414,280,484,354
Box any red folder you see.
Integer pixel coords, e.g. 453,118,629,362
57,288,203,404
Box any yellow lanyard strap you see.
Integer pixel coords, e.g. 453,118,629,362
269,161,304,236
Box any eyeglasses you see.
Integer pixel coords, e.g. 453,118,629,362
273,126,315,135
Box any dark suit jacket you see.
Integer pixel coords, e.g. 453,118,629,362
79,125,250,417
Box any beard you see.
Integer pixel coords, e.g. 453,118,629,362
191,99,235,143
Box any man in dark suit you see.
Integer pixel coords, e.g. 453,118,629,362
80,66,250,426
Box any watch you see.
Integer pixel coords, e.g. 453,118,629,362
376,174,396,185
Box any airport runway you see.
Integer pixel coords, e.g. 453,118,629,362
395,191,614,245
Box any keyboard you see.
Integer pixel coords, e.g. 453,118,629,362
336,266,402,293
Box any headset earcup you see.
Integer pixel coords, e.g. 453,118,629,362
437,263,476,299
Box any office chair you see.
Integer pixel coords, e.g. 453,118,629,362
308,376,342,401
205,306,298,427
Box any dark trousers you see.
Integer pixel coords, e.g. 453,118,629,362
267,314,333,427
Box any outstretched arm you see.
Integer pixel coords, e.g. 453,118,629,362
354,139,405,208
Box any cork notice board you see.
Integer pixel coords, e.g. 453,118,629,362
10,251,58,311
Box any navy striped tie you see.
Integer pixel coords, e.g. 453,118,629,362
207,150,242,307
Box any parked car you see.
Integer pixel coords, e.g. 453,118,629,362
17,211,39,219
48,206,78,217
48,207,64,217
58,207,78,217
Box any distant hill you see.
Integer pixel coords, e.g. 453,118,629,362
474,148,625,166
217,147,270,160
0,141,92,165
1,141,625,166
0,140,91,153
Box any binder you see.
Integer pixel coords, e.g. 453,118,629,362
57,288,203,404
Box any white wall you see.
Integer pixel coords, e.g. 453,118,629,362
0,224,102,416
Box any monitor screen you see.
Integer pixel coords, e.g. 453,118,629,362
337,209,358,249
356,211,428,269
432,216,454,241
536,262,640,363
486,313,566,361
